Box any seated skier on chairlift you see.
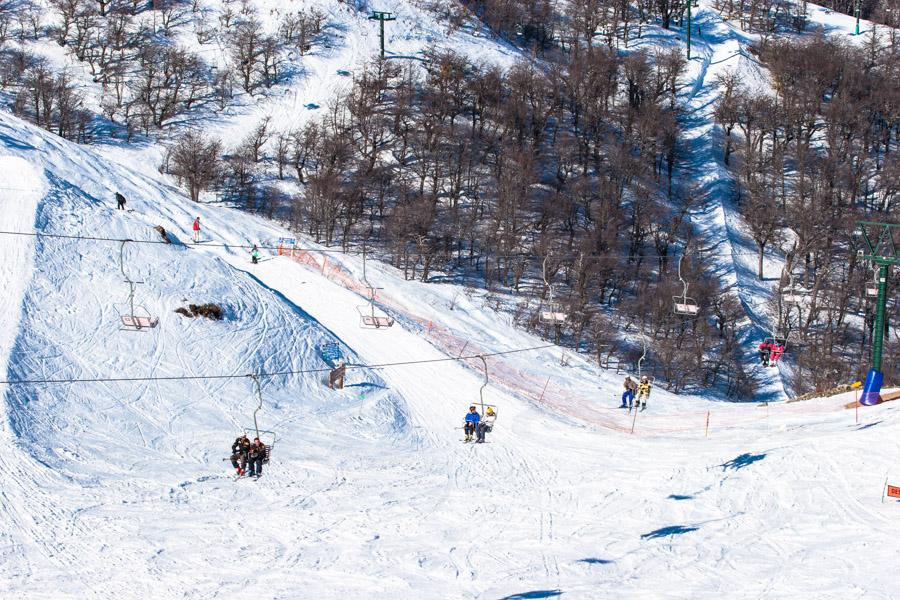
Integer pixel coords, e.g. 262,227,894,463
463,405,480,442
247,438,267,478
758,339,772,367
230,434,251,476
475,407,496,443
769,342,785,366
635,376,652,412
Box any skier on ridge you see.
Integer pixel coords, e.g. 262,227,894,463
192,216,201,243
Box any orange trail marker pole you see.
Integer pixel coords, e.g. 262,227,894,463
630,404,639,434
852,380,862,425
538,377,551,403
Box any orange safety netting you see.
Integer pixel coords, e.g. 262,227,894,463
277,247,853,437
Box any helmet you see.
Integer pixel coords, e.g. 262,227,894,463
469,406,476,411
486,407,495,416
641,376,648,382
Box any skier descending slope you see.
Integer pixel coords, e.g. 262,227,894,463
463,406,480,442
192,216,201,243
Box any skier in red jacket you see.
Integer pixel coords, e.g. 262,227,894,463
192,216,201,243
758,340,772,367
770,342,784,366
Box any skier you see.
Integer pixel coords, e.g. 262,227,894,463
758,340,771,367
770,342,784,366
250,244,260,264
620,376,637,409
476,406,496,443
463,405,480,442
192,216,201,243
115,191,127,210
635,376,652,412
247,438,267,477
230,434,251,476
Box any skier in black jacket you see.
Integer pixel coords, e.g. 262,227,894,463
230,435,250,476
247,438,267,477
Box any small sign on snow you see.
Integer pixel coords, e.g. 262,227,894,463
888,485,900,499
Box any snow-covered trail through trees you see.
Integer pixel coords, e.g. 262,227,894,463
677,3,788,398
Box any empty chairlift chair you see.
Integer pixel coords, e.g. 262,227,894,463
673,254,700,316
866,266,880,299
781,273,807,306
114,240,159,331
540,256,568,324
357,248,395,329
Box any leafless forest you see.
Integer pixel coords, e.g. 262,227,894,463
0,0,898,397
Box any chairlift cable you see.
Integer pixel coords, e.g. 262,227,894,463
0,343,555,386
0,229,353,254
0,229,833,262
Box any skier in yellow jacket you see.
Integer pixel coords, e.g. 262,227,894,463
635,376,652,412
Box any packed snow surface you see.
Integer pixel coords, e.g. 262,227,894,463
0,1,899,598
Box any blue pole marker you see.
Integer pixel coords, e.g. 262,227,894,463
860,368,883,406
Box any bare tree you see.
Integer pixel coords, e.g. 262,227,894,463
168,130,222,202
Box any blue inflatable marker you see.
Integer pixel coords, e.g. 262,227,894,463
860,368,883,406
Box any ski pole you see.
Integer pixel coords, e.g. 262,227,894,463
630,403,639,434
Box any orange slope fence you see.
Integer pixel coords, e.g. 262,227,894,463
276,247,864,437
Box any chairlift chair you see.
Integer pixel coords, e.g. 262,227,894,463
116,241,158,331
358,247,395,329
244,375,276,462
241,427,276,463
762,336,787,367
782,287,806,305
866,266,880,299
540,256,568,324
475,355,499,425
540,304,568,323
782,273,807,305
673,254,700,316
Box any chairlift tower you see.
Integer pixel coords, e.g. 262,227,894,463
368,10,396,59
857,220,900,405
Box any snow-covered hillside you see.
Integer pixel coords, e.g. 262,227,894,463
1,1,900,598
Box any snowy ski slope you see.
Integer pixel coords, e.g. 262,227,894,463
0,2,899,598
